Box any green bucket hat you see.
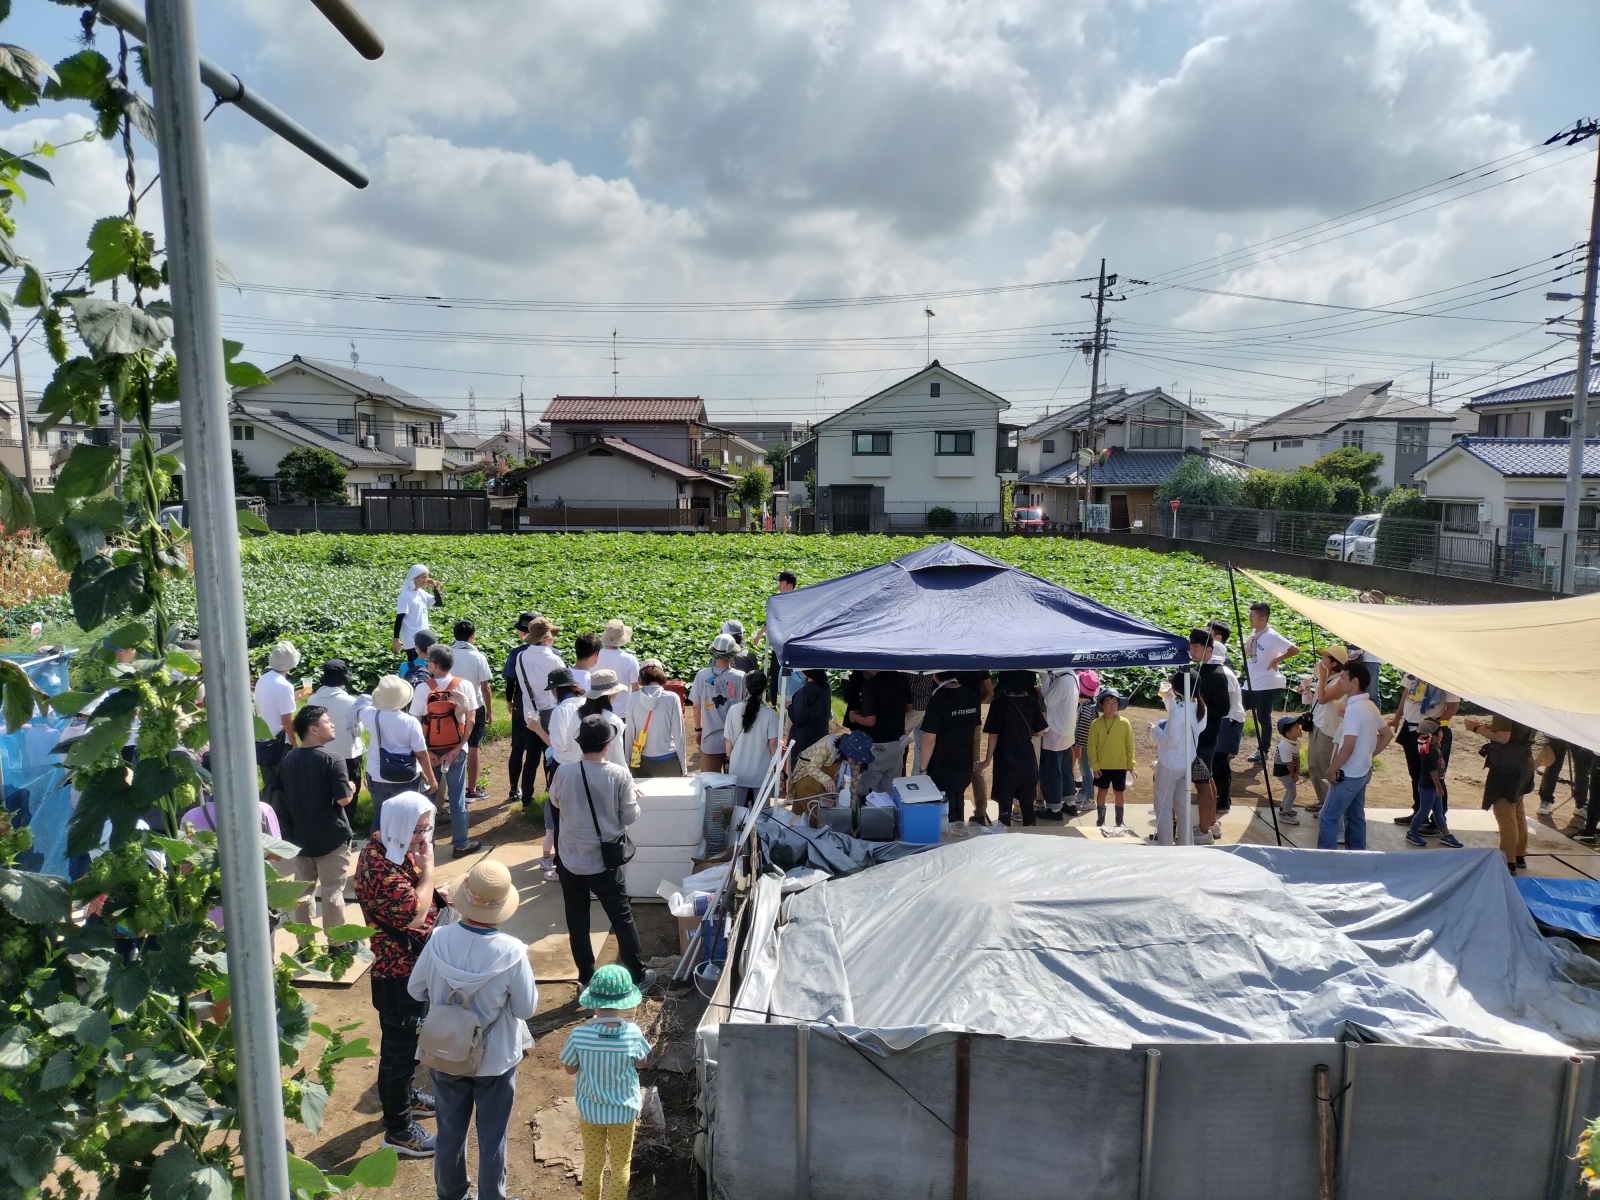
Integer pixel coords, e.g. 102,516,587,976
579,963,641,1011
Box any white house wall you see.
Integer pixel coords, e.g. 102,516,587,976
524,449,689,507
817,376,1002,507
240,366,443,453
1245,419,1451,488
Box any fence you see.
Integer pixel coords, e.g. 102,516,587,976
363,491,489,532
1152,505,1600,594
263,503,364,533
509,504,744,532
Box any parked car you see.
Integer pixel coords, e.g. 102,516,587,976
1326,513,1381,564
1013,506,1046,532
158,495,268,530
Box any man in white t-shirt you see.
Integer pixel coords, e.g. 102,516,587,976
1317,659,1391,850
450,620,496,802
689,635,746,772
596,619,641,699
1244,601,1298,764
254,641,303,804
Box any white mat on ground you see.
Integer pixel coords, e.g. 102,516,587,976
747,838,1600,1055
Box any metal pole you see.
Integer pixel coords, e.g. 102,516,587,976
1561,134,1600,594
1227,562,1282,845
11,337,34,491
144,5,291,1199
94,0,368,188
795,1025,810,1200
1337,1042,1357,1200
1545,1056,1586,1200
1137,1047,1161,1200
306,0,385,59
1084,259,1106,523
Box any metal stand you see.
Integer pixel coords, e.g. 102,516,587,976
1227,563,1284,845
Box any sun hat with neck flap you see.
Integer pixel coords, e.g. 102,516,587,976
579,962,641,1010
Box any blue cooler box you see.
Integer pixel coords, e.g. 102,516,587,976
892,775,944,844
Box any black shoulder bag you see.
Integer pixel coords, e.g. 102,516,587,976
580,761,635,871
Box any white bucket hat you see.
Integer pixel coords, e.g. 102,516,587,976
586,668,629,697
268,641,300,672
601,619,633,648
372,674,414,712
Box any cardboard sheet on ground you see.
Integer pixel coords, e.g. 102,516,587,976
738,838,1600,1056
1243,569,1600,753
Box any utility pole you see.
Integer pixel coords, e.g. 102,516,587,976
612,329,619,397
1550,120,1600,595
518,376,528,465
1427,362,1434,407
1080,258,1117,524
925,307,935,366
12,337,33,492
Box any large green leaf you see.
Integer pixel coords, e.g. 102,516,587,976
151,1144,234,1200
0,1025,38,1070
345,1146,399,1190
85,215,139,284
0,457,34,533
0,866,69,923
69,296,173,357
12,261,47,308
296,1078,329,1135
0,658,41,733
223,340,272,389
53,443,119,501
37,356,106,431
286,1156,332,1200
43,48,108,103
69,555,145,630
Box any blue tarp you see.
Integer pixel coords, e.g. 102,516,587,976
1516,877,1600,940
765,541,1188,671
1,650,74,878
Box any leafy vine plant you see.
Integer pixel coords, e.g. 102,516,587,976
0,11,389,1199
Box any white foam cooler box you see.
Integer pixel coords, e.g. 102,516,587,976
623,776,706,898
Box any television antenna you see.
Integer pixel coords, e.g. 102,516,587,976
349,341,359,370
467,386,477,434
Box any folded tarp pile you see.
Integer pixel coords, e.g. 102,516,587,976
736,837,1600,1055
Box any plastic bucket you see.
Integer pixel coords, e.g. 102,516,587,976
694,959,722,999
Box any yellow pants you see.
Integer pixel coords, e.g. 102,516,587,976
580,1119,636,1200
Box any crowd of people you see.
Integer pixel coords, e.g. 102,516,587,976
237,560,1599,1198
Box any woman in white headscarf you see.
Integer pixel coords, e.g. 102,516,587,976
354,791,449,1156
392,564,443,660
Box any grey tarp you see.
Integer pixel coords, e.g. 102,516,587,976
743,837,1600,1055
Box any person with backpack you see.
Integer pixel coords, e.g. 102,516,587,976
548,715,656,995
409,644,481,857
408,859,538,1200
450,620,496,803
360,675,439,828
624,659,687,777
406,630,438,688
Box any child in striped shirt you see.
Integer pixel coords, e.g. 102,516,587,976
560,964,654,1200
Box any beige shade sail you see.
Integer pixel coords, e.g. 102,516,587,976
1242,570,1600,753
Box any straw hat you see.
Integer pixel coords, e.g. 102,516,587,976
579,963,641,1010
268,641,300,672
586,668,628,698
451,859,519,925
601,619,633,648
1322,645,1349,664
527,616,561,642
372,674,414,712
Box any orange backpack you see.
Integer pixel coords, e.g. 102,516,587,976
424,676,466,756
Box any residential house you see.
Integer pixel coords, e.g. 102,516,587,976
698,427,770,474
1238,380,1457,487
808,362,1011,532
785,437,817,507
1461,364,1600,440
705,417,810,452
475,428,551,465
513,436,732,529
0,381,164,489
541,396,707,466
1015,387,1236,528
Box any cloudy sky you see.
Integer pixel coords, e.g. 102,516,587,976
4,0,1598,434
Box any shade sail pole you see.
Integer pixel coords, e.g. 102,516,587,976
1228,563,1283,846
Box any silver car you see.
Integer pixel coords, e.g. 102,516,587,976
1326,513,1381,563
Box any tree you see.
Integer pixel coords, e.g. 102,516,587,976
1374,486,1432,567
232,448,264,497
1329,477,1365,514
1155,456,1242,509
276,446,348,504
1240,469,1285,509
1312,445,1383,495
764,441,788,487
1271,468,1335,512
733,463,771,526
461,468,486,490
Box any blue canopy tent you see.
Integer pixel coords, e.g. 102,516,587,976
764,541,1188,671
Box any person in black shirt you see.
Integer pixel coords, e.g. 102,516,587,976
920,672,982,822
279,705,356,943
841,671,871,733
856,670,913,795
979,670,1048,827
1184,629,1231,843
786,670,832,765
955,670,994,819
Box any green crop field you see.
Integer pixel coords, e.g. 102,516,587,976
3,533,1369,702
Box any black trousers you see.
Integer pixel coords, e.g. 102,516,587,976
932,768,973,823
1250,687,1281,759
1213,750,1233,810
508,718,539,801
1397,724,1453,814
1540,739,1573,803
371,973,426,1138
557,862,647,986
992,769,1037,826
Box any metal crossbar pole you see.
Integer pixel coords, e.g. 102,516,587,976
94,0,368,188
306,0,384,59
144,3,291,1197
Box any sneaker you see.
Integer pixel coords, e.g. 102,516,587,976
1538,799,1554,815
1404,832,1426,848
1278,810,1300,824
1392,814,1415,825
451,839,483,857
1573,833,1597,846
508,791,522,806
1145,833,1160,844
410,1088,436,1115
1210,821,1222,838
1507,861,1518,875
1515,856,1527,869
1305,801,1323,813
384,1123,436,1158
1192,830,1215,846
1215,801,1232,815
541,856,559,882
1439,834,1464,848
1247,753,1263,764
1037,808,1066,822
637,968,662,994
437,807,451,826
1421,822,1440,837
467,787,490,801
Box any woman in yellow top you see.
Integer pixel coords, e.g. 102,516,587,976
1087,688,1136,829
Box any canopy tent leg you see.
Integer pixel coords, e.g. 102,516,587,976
1337,1043,1358,1200
796,1025,810,1200
953,1035,972,1200
1137,1048,1161,1200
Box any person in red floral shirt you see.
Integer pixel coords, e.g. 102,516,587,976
355,791,450,1158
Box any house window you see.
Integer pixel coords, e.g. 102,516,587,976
1583,505,1599,531
1130,422,1182,449
930,381,941,398
1477,413,1499,436
377,473,394,483
1271,439,1303,451
1341,428,1364,450
357,414,373,443
1506,412,1531,437
232,425,253,441
1538,505,1565,529
935,430,974,456
337,418,356,435
1441,503,1479,532
1544,409,1571,438
734,455,744,465
1043,439,1055,454
853,431,891,455
59,430,76,446
1396,424,1427,454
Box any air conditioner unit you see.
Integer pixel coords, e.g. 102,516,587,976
700,457,711,469
364,435,376,449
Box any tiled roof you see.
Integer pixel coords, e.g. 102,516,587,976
234,402,410,467
519,436,731,488
814,361,1010,429
1241,380,1453,441
1421,436,1600,478
543,396,707,423
1021,448,1250,488
277,357,447,415
1470,365,1600,408
444,431,485,450
1020,387,1222,441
